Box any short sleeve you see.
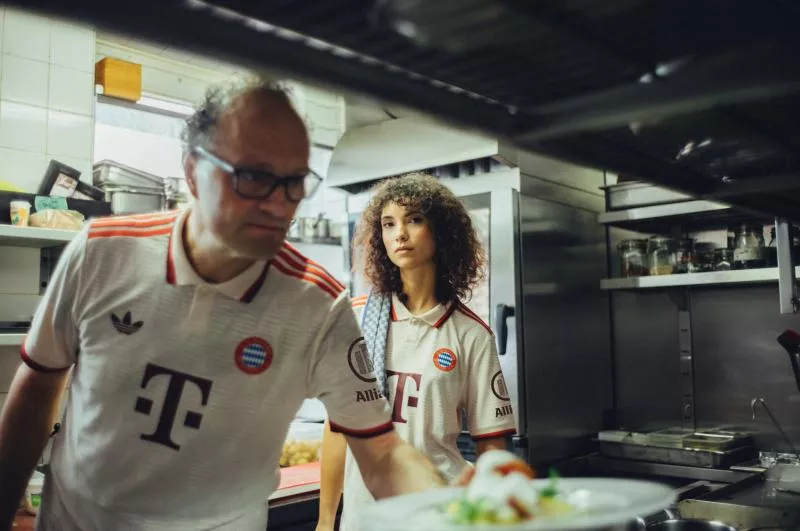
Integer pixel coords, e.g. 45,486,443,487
466,333,517,439
22,228,88,372
308,293,393,438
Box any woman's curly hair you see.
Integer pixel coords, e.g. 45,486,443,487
354,172,486,303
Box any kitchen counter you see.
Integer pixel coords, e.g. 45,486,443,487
13,464,322,529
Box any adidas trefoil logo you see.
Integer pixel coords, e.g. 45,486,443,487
111,311,144,335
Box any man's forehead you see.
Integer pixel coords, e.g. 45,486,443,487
213,91,310,166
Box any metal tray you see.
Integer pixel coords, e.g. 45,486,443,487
599,441,757,469
604,182,694,210
93,160,165,189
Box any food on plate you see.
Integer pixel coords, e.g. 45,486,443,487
444,450,576,525
280,439,321,467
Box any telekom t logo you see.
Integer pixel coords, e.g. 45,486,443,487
134,363,213,451
386,370,422,423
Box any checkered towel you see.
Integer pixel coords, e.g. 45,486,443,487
360,290,391,397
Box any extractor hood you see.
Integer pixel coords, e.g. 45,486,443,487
327,116,505,193
19,0,800,222
327,115,605,214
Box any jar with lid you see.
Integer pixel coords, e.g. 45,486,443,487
714,248,733,271
648,236,675,276
733,224,766,269
618,239,648,278
674,238,696,274
694,242,717,273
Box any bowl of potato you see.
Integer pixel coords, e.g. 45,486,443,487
280,421,324,467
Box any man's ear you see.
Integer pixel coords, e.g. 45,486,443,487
184,154,199,199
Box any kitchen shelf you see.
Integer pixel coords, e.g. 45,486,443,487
0,333,24,347
598,200,768,233
601,267,800,291
286,237,342,246
0,224,77,248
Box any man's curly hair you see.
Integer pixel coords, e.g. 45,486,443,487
354,172,486,303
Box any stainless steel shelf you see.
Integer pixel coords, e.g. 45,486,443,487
286,237,342,246
601,267,800,290
0,333,24,347
599,200,731,225
0,224,77,248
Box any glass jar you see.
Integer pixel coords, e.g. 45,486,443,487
694,242,717,273
674,238,696,274
618,239,648,278
714,248,733,271
648,236,675,276
733,224,766,269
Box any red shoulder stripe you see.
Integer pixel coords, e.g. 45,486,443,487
91,211,179,228
88,227,172,240
281,242,346,290
276,251,344,296
456,302,493,335
433,302,457,328
271,259,340,299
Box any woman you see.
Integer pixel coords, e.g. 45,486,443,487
317,173,517,531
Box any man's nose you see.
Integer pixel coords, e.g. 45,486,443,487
256,187,295,218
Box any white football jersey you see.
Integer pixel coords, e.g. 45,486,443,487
340,293,516,531
21,208,391,531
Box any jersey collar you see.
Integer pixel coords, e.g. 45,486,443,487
390,293,456,328
166,208,270,303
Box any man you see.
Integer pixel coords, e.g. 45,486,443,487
0,77,444,531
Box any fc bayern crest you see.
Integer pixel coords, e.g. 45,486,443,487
432,348,457,372
234,337,273,375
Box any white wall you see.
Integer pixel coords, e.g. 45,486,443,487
0,6,96,408
0,7,96,189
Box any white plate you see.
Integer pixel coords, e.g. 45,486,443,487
359,478,676,530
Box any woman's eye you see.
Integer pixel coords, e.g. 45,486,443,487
382,223,393,229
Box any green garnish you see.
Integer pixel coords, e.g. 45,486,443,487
539,468,560,498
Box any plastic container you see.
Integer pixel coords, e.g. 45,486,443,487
23,471,44,516
10,200,31,226
281,421,323,467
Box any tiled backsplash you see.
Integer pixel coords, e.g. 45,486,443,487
0,7,95,191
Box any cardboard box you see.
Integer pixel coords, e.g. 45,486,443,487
95,57,142,102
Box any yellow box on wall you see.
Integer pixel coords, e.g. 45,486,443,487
95,57,142,102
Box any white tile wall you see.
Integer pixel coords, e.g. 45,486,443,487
0,8,95,192
46,110,93,158
1,55,49,107
48,65,94,115
0,101,48,152
50,21,95,73
2,9,50,62
0,147,47,190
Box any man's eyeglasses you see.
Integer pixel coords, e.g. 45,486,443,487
192,146,322,202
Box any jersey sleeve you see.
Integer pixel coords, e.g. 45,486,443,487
465,332,517,439
22,227,88,372
308,293,393,438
